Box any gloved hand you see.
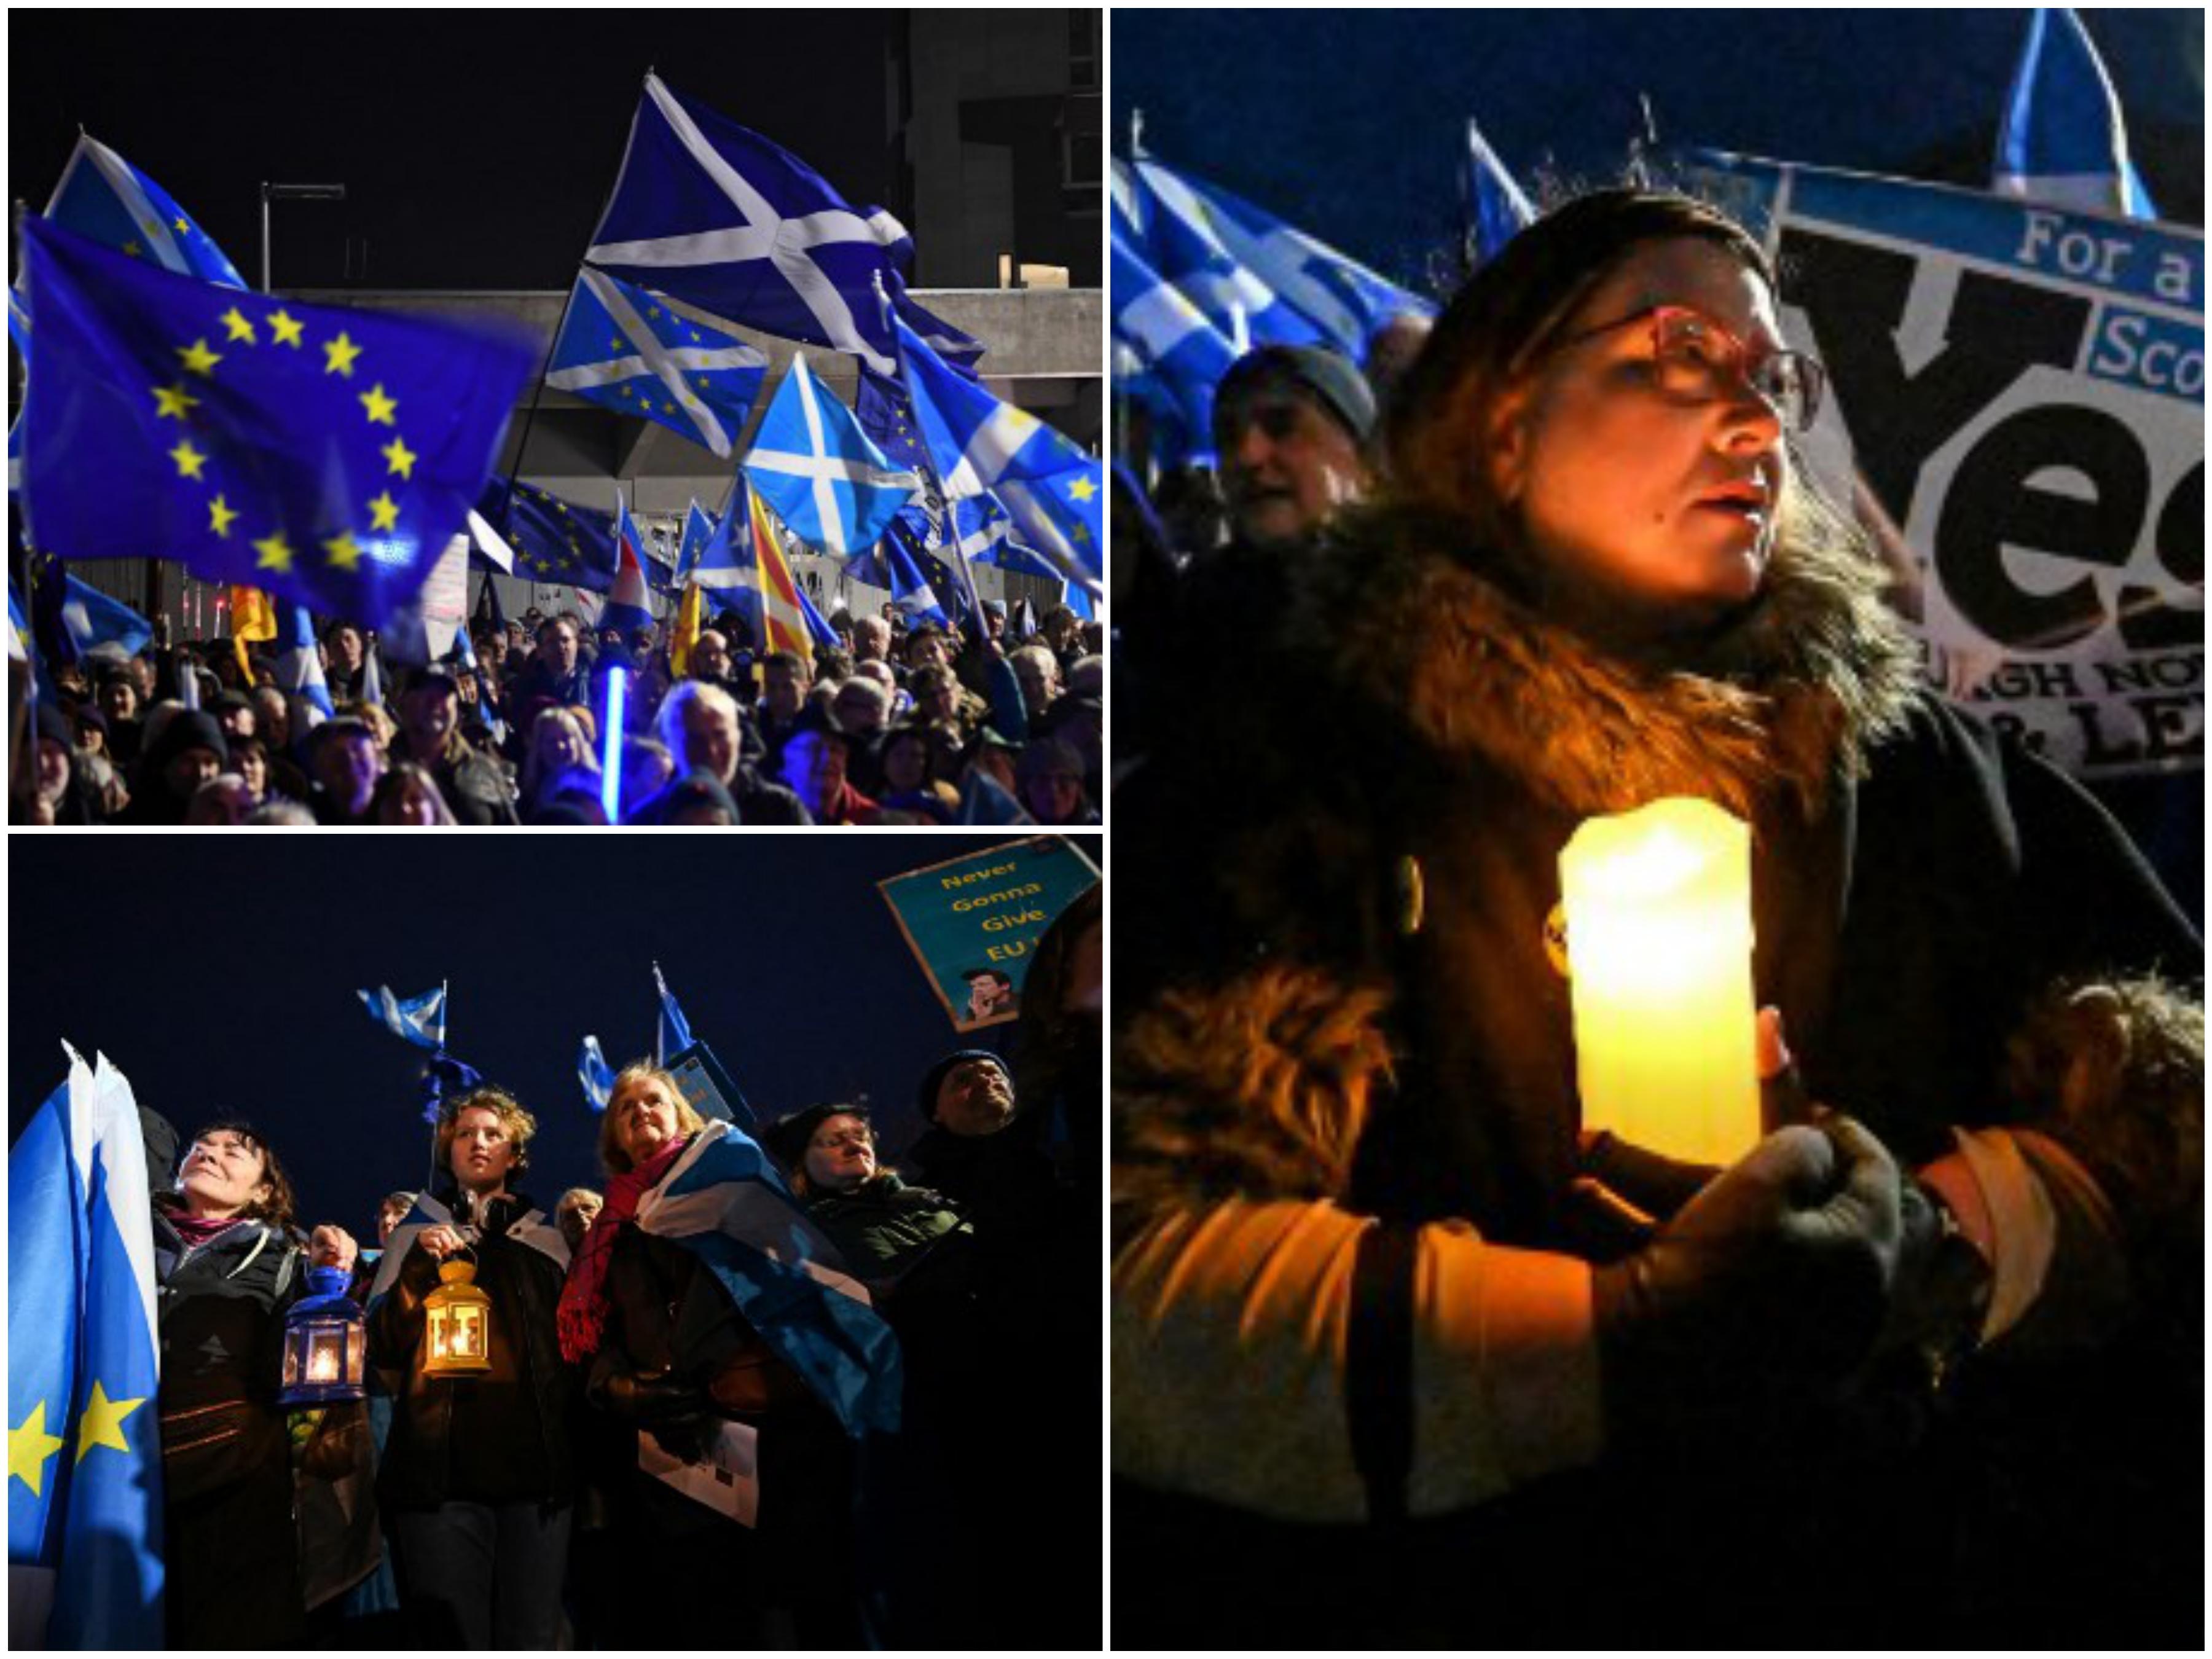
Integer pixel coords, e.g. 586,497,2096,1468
1593,1115,1905,1459
599,1368,710,1424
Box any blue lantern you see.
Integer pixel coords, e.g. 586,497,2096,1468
278,1265,367,1405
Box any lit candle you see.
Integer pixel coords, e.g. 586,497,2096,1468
1558,796,1761,1167
308,1339,339,1382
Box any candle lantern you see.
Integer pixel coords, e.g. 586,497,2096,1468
278,1266,367,1406
421,1257,493,1377
1558,796,1762,1167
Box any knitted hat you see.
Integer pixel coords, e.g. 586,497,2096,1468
917,1049,1013,1123
1214,345,1378,445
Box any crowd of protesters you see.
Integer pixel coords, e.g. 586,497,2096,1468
1110,186,2202,1647
12,594,1104,828
136,887,1098,1650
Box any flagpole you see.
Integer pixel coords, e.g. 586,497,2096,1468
503,71,653,538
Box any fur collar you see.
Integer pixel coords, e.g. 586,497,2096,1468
1288,503,1923,820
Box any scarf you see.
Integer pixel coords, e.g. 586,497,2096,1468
168,1210,252,1249
556,1134,691,1363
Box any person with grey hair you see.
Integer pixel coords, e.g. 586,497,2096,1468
851,613,893,665
646,679,810,825
184,773,258,825
1009,645,1061,730
246,799,318,826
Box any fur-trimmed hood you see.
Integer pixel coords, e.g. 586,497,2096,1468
1285,501,1923,820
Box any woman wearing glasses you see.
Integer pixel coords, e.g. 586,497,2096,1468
1113,190,2199,1645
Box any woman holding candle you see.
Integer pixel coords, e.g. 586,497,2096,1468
1113,188,2201,1646
365,1087,575,1649
152,1119,358,1649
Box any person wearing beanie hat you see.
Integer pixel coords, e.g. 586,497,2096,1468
117,707,229,825
1212,344,1378,555
765,1104,973,1295
915,1049,1016,1134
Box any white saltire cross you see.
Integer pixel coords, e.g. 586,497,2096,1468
587,76,910,376
546,267,766,458
744,354,915,557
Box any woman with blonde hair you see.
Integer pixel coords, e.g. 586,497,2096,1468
517,707,599,822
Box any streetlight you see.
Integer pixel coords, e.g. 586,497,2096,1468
260,181,346,293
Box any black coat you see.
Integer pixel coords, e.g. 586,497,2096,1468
367,1193,577,1512
1114,509,2203,1647
152,1206,308,1650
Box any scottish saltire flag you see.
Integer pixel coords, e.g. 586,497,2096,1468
357,983,446,1050
58,572,154,657
640,1121,901,1437
897,316,1104,594
1465,116,1536,267
1129,156,1433,358
691,479,841,653
675,498,718,582
586,74,981,378
1117,157,1321,353
600,492,657,638
43,133,246,289
1993,8,2160,219
578,1037,617,1114
487,479,619,589
50,1049,165,1649
9,1076,87,1587
8,289,29,356
1110,220,1239,464
653,962,697,1062
743,353,917,557
957,765,1032,826
19,219,533,629
369,1188,567,1302
275,601,334,719
547,266,767,459
884,529,951,631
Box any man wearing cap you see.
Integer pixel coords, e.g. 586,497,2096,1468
395,670,518,826
778,707,879,826
763,1104,971,1292
1212,343,1377,554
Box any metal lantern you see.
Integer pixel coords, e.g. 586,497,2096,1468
421,1257,493,1376
278,1266,367,1405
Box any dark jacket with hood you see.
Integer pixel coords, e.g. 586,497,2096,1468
152,1203,310,1649
367,1191,578,1512
1113,504,2203,1648
117,708,228,825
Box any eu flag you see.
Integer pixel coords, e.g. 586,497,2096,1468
487,479,619,590
8,1079,86,1580
546,266,766,459
51,1053,165,1649
19,218,533,629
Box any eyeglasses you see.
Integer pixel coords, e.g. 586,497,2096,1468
1551,304,1826,433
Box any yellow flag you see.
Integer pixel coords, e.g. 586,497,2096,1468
670,581,703,677
229,586,277,682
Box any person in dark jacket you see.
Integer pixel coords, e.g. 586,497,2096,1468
153,1119,359,1649
764,1104,971,1291
1113,187,2203,1648
393,670,517,825
366,1088,573,1649
116,708,227,825
559,1064,864,1648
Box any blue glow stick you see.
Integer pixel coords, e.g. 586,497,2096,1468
600,665,627,824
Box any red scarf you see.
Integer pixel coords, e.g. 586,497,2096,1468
557,1134,691,1363
168,1210,251,1249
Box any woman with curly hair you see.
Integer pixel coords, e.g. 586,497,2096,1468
1113,188,2201,1646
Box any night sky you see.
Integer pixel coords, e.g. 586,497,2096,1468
9,10,906,291
1113,9,2205,292
10,833,1100,1244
